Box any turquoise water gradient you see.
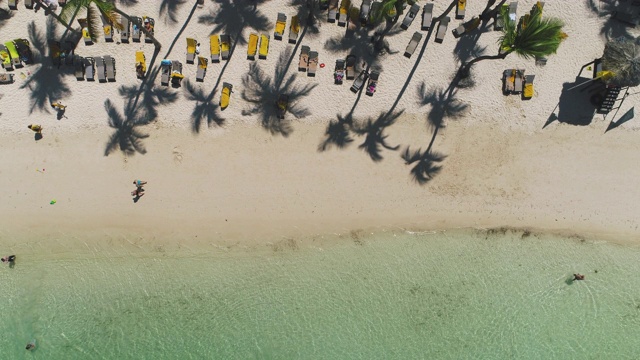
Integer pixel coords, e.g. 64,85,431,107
1,229,639,359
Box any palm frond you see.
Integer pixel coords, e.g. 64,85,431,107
86,5,103,43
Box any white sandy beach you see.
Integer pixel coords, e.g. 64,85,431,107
1,0,639,251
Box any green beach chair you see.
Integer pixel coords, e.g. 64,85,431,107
0,44,13,71
5,41,21,68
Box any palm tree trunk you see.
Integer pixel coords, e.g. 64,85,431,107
113,9,162,50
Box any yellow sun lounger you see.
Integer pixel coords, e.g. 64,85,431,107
135,51,146,78
221,35,230,60
274,13,286,40
247,33,258,60
79,18,93,45
210,35,220,62
289,15,300,44
456,0,466,19
186,37,197,64
220,82,233,110
523,75,535,100
259,34,269,60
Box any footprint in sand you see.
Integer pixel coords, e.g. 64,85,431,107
173,147,183,164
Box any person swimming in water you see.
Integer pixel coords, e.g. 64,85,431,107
26,340,35,351
1,255,15,264
573,273,585,281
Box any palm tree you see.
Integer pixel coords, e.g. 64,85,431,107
368,0,409,54
460,6,566,76
59,0,161,48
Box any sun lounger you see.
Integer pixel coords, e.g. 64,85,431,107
366,71,379,96
338,0,350,26
121,17,130,43
346,55,356,79
196,56,208,82
25,0,34,9
421,4,434,31
83,57,95,81
220,82,233,110
276,94,289,119
259,34,270,60
274,13,286,40
143,17,155,43
350,70,368,93
513,69,524,94
0,45,12,71
105,55,116,82
247,33,258,60
75,57,85,80
456,0,466,19
494,4,508,31
360,0,372,24
103,16,113,42
8,0,17,10
502,69,524,95
95,56,106,82
452,16,480,38
404,32,422,57
308,51,318,77
523,74,534,100
160,59,172,85
48,41,62,66
298,45,310,71
4,41,21,68
132,17,142,42
62,41,76,66
0,73,14,84
435,17,449,44
289,15,300,44
186,38,197,64
221,35,230,60
210,35,220,62
79,19,93,45
135,50,146,78
328,0,338,22
334,59,345,84
171,60,183,87
14,39,33,64
401,4,420,30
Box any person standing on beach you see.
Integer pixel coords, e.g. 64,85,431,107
133,179,147,187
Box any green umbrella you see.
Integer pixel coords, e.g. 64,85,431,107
602,36,640,87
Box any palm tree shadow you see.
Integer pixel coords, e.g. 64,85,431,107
401,147,447,184
162,1,199,58
585,0,635,41
290,0,325,37
199,0,271,48
318,113,355,151
0,8,15,32
104,99,150,156
183,79,224,131
241,47,318,136
324,24,402,71
118,68,179,121
352,110,403,162
20,19,72,114
159,0,187,25
452,22,491,66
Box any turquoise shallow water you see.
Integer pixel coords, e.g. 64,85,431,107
1,229,639,359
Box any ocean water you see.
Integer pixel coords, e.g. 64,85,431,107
1,229,639,359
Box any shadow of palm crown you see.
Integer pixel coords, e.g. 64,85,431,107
198,0,271,46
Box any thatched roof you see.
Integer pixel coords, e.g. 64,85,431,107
602,36,640,87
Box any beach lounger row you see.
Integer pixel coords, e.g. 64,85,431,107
350,69,380,96
247,34,270,60
272,13,301,44
298,46,319,76
0,39,32,70
332,54,357,84
209,34,230,62
88,56,116,82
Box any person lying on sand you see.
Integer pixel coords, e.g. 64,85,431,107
28,124,42,134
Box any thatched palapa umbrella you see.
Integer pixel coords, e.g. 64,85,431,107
601,36,640,87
